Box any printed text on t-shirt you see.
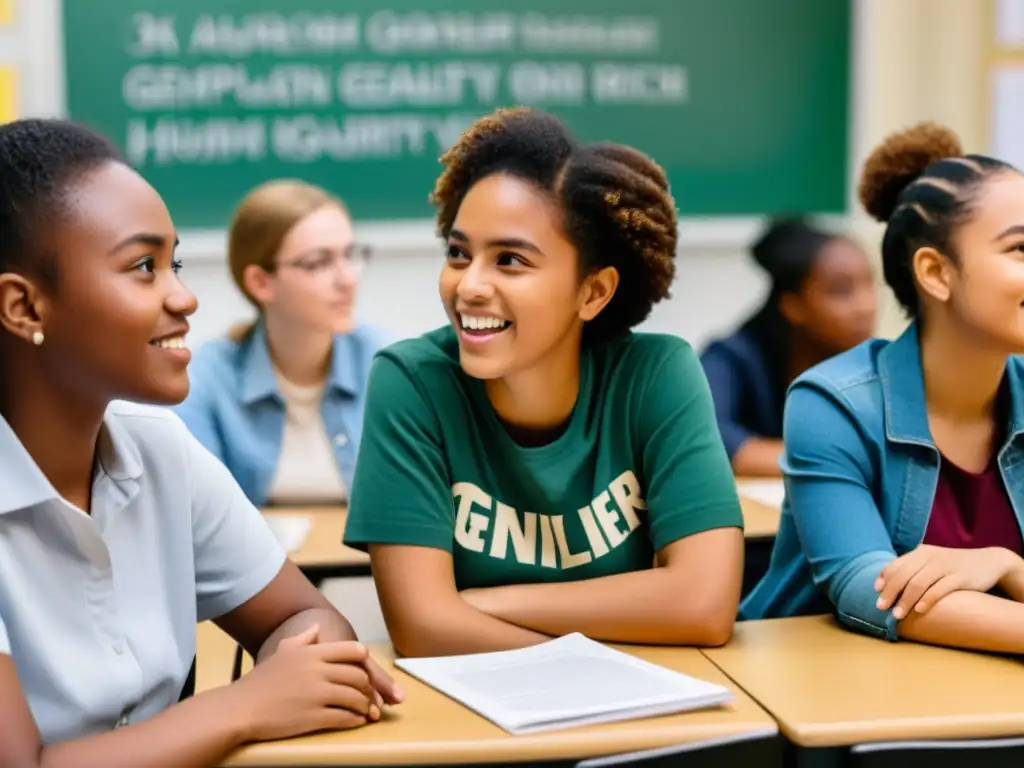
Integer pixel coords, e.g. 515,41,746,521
451,470,647,568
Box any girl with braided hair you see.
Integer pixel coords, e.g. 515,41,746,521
743,123,1024,654
344,108,744,657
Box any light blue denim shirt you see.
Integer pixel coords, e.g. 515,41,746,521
174,320,389,506
741,322,1024,640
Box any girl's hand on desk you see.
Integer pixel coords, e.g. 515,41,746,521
232,624,379,742
875,546,1023,619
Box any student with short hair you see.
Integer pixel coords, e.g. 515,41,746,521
0,119,401,767
343,108,745,658
701,219,877,477
175,180,387,506
742,123,1024,654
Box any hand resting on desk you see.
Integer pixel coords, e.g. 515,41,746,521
231,624,380,741
874,545,1024,618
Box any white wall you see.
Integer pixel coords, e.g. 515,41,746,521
848,0,990,338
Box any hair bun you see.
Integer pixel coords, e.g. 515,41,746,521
858,122,963,223
751,217,830,280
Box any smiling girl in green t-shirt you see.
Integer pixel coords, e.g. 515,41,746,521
344,108,744,657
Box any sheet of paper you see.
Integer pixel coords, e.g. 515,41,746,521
996,0,1024,47
735,478,785,508
264,515,311,552
396,633,732,735
991,66,1024,171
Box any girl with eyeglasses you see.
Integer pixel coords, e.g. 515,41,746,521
176,180,388,507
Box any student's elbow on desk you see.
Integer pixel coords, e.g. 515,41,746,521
680,608,735,648
657,530,742,647
677,579,740,647
825,550,899,641
383,603,462,659
368,545,464,657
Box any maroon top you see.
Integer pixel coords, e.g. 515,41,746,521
924,455,1024,555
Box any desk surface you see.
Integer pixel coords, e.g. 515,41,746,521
703,615,1024,747
222,643,776,766
195,621,238,694
262,508,368,568
738,497,780,539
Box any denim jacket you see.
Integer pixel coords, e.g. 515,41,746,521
740,322,1024,640
174,320,389,506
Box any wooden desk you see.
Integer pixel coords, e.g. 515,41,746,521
704,615,1024,748
263,507,370,581
195,621,240,694
222,643,777,766
738,496,780,540
735,489,781,599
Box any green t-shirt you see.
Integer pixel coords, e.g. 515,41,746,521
344,326,743,590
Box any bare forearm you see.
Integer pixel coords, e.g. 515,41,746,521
470,569,735,646
898,591,1024,654
40,687,247,768
395,602,550,658
255,608,357,663
731,439,784,478
1000,558,1024,602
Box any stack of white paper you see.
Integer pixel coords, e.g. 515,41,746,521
264,515,311,553
395,633,733,735
735,479,785,508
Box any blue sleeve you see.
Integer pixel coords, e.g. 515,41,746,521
700,344,756,459
173,353,226,463
782,381,900,641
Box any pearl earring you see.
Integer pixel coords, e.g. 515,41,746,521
32,331,44,346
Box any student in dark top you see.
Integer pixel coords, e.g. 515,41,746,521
700,219,877,476
742,122,1024,654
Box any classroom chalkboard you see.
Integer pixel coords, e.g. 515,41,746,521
62,0,851,228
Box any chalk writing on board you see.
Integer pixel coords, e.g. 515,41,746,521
119,11,687,167
65,0,853,224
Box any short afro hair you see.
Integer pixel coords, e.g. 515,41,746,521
0,118,125,286
858,122,1018,317
430,107,677,345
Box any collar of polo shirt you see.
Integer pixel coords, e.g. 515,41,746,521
0,403,145,515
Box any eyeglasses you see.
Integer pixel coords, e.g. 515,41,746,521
277,243,373,275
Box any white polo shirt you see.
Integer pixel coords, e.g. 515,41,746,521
0,401,286,745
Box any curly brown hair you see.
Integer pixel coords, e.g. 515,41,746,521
430,107,677,344
858,121,1016,316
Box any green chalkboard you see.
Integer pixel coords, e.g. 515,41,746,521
63,0,850,227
